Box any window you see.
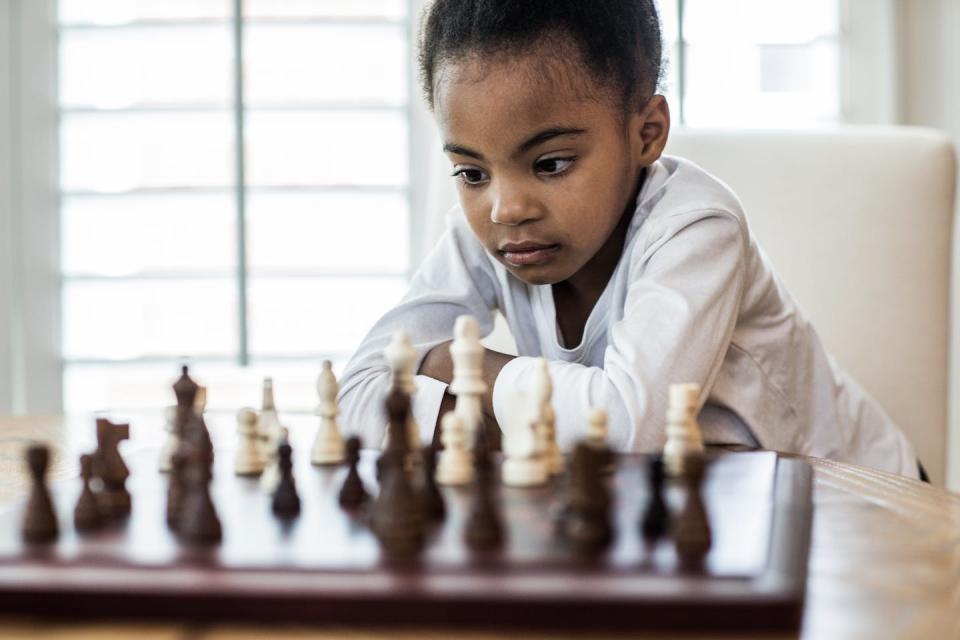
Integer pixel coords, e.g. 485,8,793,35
59,0,413,413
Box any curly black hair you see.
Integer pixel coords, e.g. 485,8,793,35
418,0,663,111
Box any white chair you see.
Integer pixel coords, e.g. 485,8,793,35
666,127,956,484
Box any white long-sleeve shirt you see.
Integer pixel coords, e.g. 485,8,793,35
338,155,919,478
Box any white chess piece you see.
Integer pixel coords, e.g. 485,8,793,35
311,360,345,465
260,426,288,494
663,383,705,475
501,391,549,487
532,359,563,475
449,315,487,451
258,377,283,458
586,407,608,446
435,411,474,485
384,331,422,450
194,385,207,415
235,407,265,476
158,405,178,473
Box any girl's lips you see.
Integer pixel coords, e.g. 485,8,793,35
501,244,560,266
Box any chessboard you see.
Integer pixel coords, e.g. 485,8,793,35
0,429,812,633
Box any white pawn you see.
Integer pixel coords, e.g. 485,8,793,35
311,360,345,465
260,426,288,494
158,405,178,473
532,359,563,476
384,331,422,450
586,407,608,446
501,391,548,487
235,407,265,476
663,383,705,475
435,411,474,486
449,315,486,451
258,377,283,458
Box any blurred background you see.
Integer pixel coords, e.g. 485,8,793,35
0,1,957,423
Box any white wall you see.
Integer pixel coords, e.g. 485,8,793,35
0,1,16,414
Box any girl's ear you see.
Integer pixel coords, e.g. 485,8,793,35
630,95,671,166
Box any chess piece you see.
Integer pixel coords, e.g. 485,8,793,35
73,453,102,533
92,418,131,518
371,442,424,556
663,383,705,476
449,315,487,450
168,366,199,530
532,358,563,476
158,405,178,473
561,443,612,553
235,407,265,476
673,455,712,572
259,426,288,494
384,331,422,451
502,416,548,487
464,435,503,551
272,438,301,519
258,377,283,459
641,457,669,543
586,407,614,474
421,444,446,522
22,444,58,544
338,436,369,509
435,411,474,486
178,446,222,545
311,360,345,465
377,386,412,482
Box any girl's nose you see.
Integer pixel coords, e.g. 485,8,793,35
490,183,543,226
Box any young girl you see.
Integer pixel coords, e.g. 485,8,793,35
338,0,919,478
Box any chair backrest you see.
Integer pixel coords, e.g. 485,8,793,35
666,127,956,484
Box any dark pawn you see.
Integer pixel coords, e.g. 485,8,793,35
22,445,58,544
641,457,669,543
272,441,301,518
338,436,369,509
673,454,712,572
464,435,503,551
376,386,411,482
421,444,445,522
92,418,131,518
178,448,222,545
561,443,612,554
73,453,102,533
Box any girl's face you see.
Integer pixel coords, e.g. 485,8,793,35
434,51,669,287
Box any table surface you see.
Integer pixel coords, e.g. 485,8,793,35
1,414,958,640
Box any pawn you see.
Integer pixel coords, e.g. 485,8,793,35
586,407,615,474
272,439,301,519
73,453,102,533
561,443,612,553
22,445,58,544
640,457,669,543
421,444,446,522
259,426,287,494
673,454,712,572
235,407,265,476
464,434,503,552
312,360,346,465
435,411,473,486
338,436,369,509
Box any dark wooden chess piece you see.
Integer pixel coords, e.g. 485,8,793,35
167,366,202,531
178,446,222,545
673,454,712,572
272,440,301,518
561,442,612,554
73,453,102,533
376,386,411,483
464,433,503,551
641,457,669,543
338,436,369,509
91,418,131,519
421,443,446,522
22,444,58,544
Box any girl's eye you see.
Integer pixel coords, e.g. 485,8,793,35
451,167,488,186
536,157,575,176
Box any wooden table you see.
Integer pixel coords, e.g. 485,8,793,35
1,414,958,639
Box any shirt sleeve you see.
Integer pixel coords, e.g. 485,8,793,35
493,210,748,453
337,210,500,449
